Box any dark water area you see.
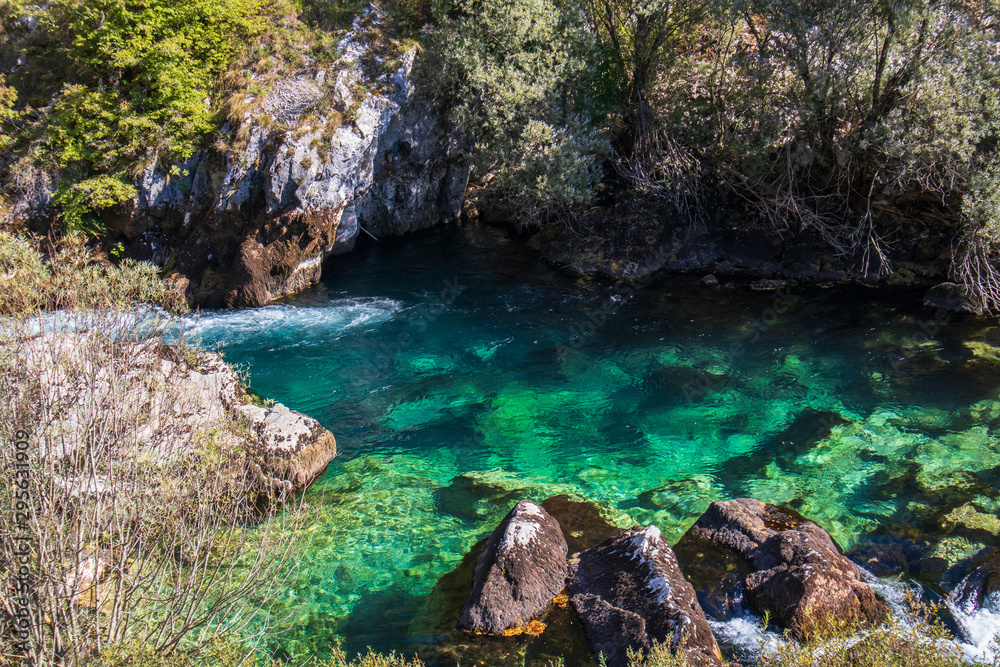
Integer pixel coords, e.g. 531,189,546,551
181,221,1000,662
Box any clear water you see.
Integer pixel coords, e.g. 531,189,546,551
181,222,1000,662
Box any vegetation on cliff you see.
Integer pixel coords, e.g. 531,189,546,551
0,0,423,235
3,0,999,308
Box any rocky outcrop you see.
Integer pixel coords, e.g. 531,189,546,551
458,500,568,635
924,282,982,314
20,332,337,497
528,192,952,291
234,402,338,493
674,499,888,639
16,8,466,308
569,525,724,667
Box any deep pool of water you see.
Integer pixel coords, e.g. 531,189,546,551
181,221,1000,662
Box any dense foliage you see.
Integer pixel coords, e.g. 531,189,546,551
1,0,268,231
419,0,612,222
424,0,1000,308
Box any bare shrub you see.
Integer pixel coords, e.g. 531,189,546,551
0,249,306,665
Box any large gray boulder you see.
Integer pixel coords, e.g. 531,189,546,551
674,499,887,639
458,500,568,635
569,526,724,667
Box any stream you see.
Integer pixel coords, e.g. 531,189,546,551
180,221,1000,663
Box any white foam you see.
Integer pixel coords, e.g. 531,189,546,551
174,296,402,348
953,606,1000,662
709,615,785,663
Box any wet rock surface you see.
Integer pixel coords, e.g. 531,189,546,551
951,549,1000,615
924,282,982,314
675,499,888,638
458,500,569,635
569,525,724,667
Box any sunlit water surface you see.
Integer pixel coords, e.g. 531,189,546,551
180,222,1000,663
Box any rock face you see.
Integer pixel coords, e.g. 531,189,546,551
924,282,982,314
569,525,724,667
458,500,568,635
234,402,338,493
14,8,467,308
528,191,952,289
19,333,337,497
674,499,887,638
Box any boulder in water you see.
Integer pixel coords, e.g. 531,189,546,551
951,549,1000,615
569,525,724,667
675,498,888,639
458,500,569,635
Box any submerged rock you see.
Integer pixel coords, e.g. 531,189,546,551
569,525,724,667
675,498,887,639
458,500,569,635
846,542,909,577
434,475,521,522
541,494,622,555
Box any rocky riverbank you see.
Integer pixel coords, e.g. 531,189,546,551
16,331,338,499
10,8,467,310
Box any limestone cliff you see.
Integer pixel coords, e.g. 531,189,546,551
14,8,467,308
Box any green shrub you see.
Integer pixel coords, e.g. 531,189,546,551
0,74,16,151
3,0,266,227
757,609,986,667
419,0,610,223
39,0,266,167
52,173,137,234
0,231,187,317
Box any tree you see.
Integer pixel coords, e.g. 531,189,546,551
419,0,609,223
588,0,708,211
688,0,1000,286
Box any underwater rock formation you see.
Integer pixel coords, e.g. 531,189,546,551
569,525,724,667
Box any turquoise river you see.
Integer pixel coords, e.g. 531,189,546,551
180,221,1000,664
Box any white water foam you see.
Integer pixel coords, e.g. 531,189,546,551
174,297,403,348
952,606,1000,662
709,615,785,664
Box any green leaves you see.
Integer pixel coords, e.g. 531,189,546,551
3,0,266,229
39,0,265,170
0,75,16,152
420,0,609,222
52,173,137,234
